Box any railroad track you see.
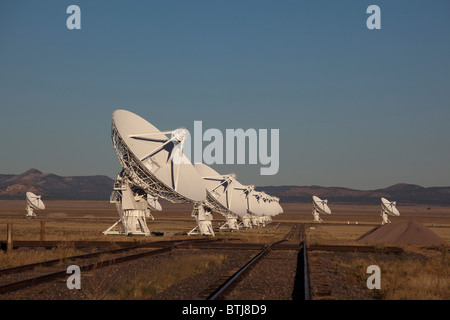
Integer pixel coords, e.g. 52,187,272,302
0,223,405,300
0,239,184,250
0,239,210,296
203,224,310,300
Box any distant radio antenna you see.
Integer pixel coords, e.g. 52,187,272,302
25,192,45,218
312,195,331,223
380,197,400,225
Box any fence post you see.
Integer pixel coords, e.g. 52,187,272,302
7,223,13,254
40,220,45,241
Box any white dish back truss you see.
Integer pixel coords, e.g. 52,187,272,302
312,195,331,223
380,197,400,225
25,191,45,218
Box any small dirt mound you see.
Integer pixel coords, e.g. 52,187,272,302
357,221,445,245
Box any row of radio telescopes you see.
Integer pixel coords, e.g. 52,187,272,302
312,195,400,225
24,110,400,235
103,110,286,236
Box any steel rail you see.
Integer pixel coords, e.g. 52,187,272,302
206,225,297,300
206,239,285,300
0,244,140,276
0,239,182,250
0,241,192,295
299,224,310,300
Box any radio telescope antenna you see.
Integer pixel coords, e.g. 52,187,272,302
25,192,45,218
231,182,255,228
252,191,271,227
104,109,207,236
312,195,331,223
262,194,281,224
147,194,162,211
380,197,400,225
232,184,267,228
263,193,282,225
193,163,247,233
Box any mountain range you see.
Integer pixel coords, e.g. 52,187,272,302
258,184,450,205
1,169,449,205
0,169,114,200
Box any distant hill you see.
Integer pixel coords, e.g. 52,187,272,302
258,183,450,205
0,169,114,200
1,169,449,205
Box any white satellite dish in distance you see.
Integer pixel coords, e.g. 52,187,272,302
147,194,162,211
26,191,45,218
381,197,400,216
111,109,206,203
380,197,400,225
312,195,331,223
313,195,331,214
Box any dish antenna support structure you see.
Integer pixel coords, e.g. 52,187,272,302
380,197,400,225
104,110,209,236
25,192,45,218
103,173,161,236
312,195,331,223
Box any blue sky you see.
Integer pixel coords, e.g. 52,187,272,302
1,1,449,189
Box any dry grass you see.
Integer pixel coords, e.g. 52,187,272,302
110,253,227,300
219,223,291,243
343,245,450,300
0,244,85,269
306,224,374,245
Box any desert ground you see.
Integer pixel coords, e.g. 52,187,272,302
0,200,449,300
1,200,448,242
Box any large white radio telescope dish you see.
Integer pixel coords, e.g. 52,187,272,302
112,109,206,203
105,109,208,236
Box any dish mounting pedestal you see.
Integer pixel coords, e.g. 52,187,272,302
188,204,214,236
